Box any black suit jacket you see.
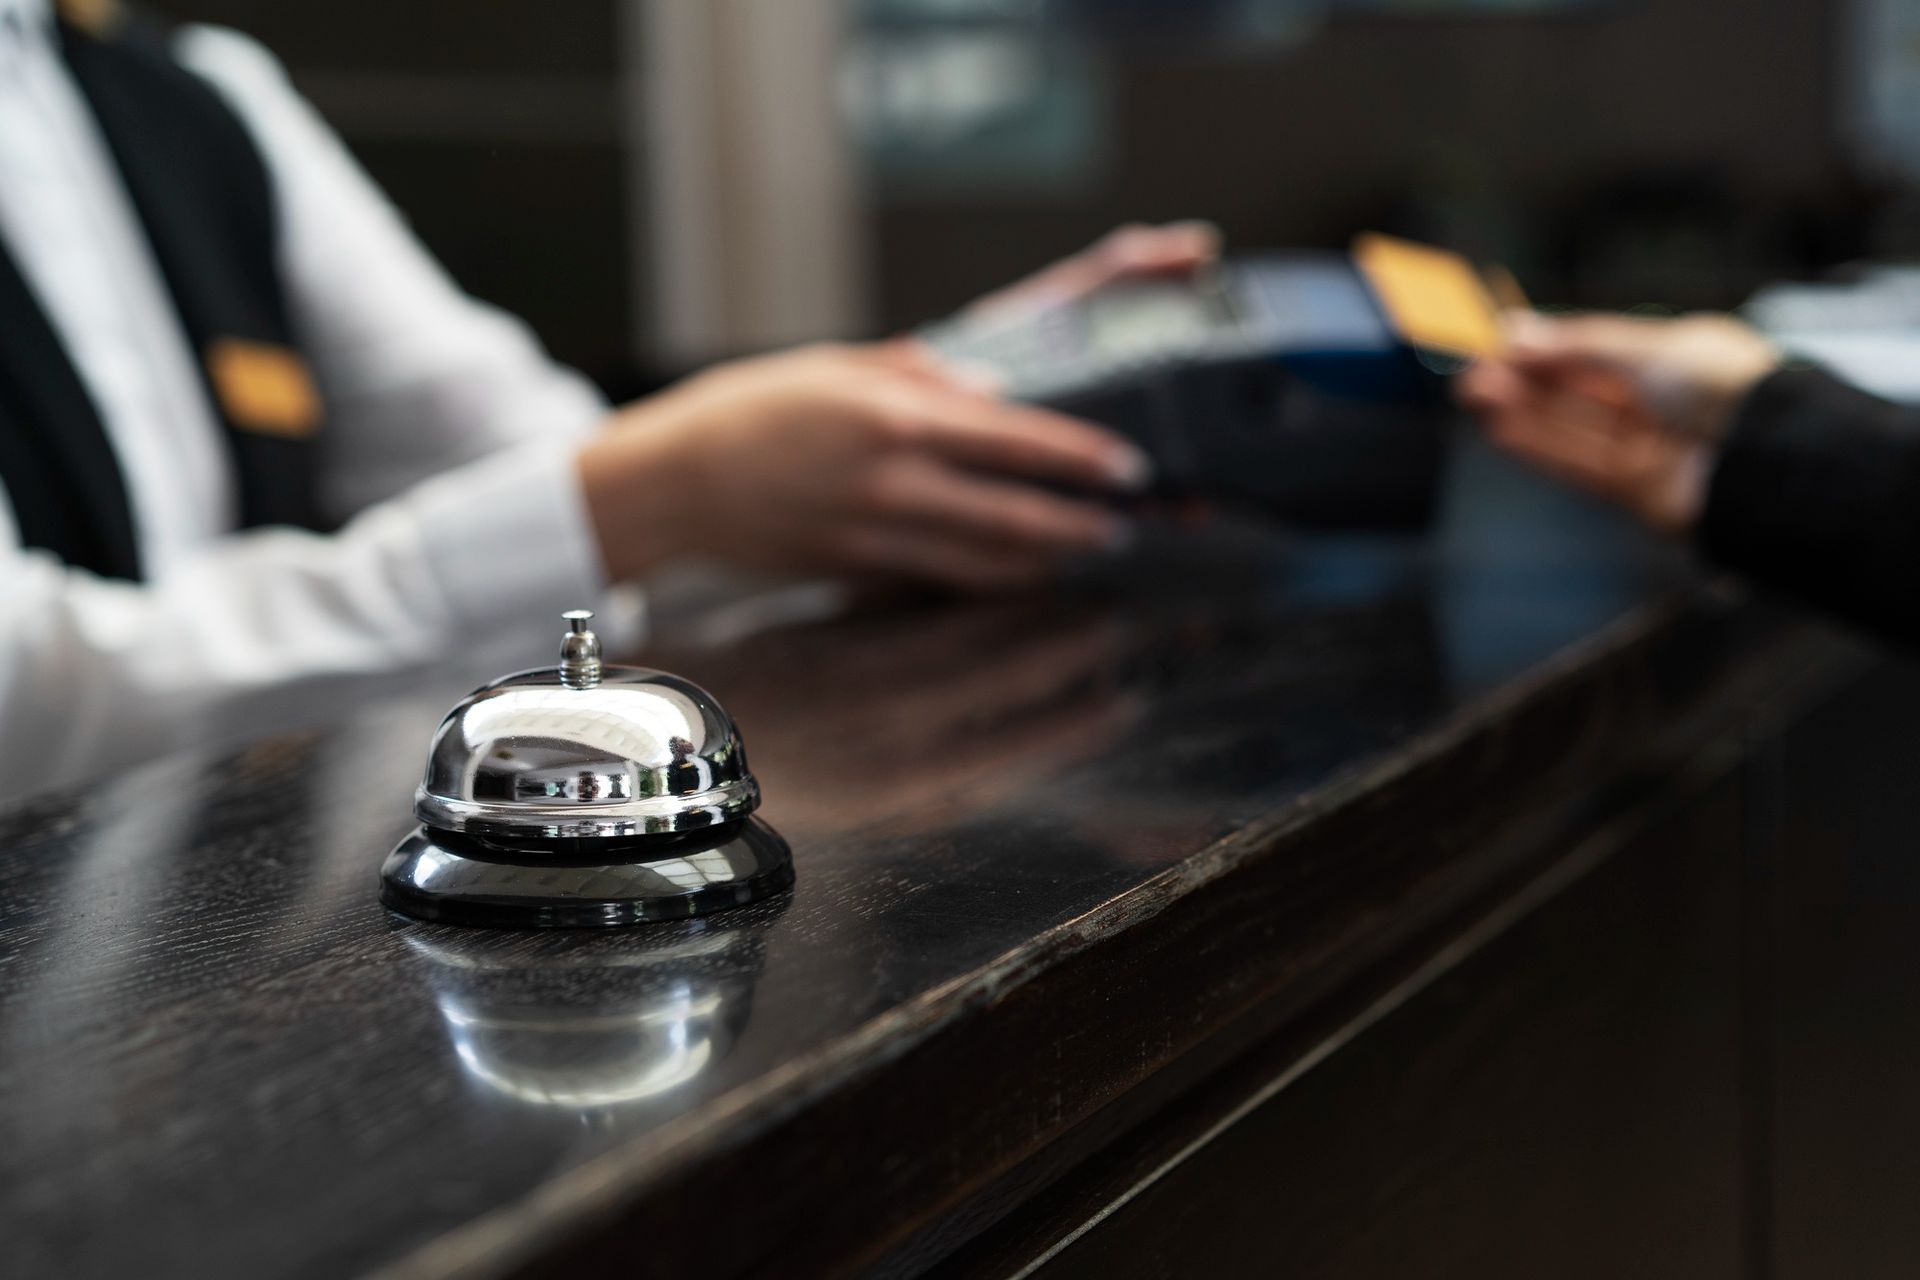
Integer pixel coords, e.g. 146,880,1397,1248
1700,366,1920,645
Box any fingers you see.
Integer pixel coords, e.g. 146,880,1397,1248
1459,357,1646,486
861,338,1007,397
831,452,1133,590
1459,350,1643,443
1476,365,1674,510
1504,310,1669,367
861,453,1128,553
968,220,1223,319
1484,407,1633,494
1502,311,1773,398
1454,357,1528,419
1498,313,1696,422
845,340,1152,494
881,384,1153,493
1460,312,1733,534
1082,220,1223,283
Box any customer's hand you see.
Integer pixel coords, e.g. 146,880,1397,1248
578,342,1150,588
963,220,1222,323
1456,311,1780,534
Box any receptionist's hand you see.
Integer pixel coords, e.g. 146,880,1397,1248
963,220,1222,323
578,342,1150,588
1456,311,1780,534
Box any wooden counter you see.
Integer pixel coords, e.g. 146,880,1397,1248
2,443,1909,1279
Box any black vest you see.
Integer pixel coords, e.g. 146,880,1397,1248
0,8,323,581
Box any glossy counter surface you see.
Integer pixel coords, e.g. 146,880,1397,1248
0,445,1844,1279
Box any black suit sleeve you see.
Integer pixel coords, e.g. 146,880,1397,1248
1698,365,1920,646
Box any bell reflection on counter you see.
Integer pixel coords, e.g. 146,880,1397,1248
405,902,780,1112
381,611,794,928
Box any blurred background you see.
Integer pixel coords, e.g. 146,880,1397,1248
170,0,1913,397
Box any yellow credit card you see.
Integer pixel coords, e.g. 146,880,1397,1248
1352,232,1508,359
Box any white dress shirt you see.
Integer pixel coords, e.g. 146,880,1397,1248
0,0,635,794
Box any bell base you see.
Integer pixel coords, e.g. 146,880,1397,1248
380,816,793,928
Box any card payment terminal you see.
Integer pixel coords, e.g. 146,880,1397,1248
919,238,1505,531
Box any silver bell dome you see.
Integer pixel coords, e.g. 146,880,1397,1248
416,612,758,840
379,610,794,929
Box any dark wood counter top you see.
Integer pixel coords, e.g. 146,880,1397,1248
0,444,1872,1279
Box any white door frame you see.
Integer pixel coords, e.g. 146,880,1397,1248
624,0,871,363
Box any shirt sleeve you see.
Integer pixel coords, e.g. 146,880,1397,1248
0,439,624,793
1697,364,1920,646
0,25,646,797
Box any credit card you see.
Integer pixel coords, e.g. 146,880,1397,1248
1352,232,1508,360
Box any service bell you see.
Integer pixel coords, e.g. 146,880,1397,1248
380,610,794,927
